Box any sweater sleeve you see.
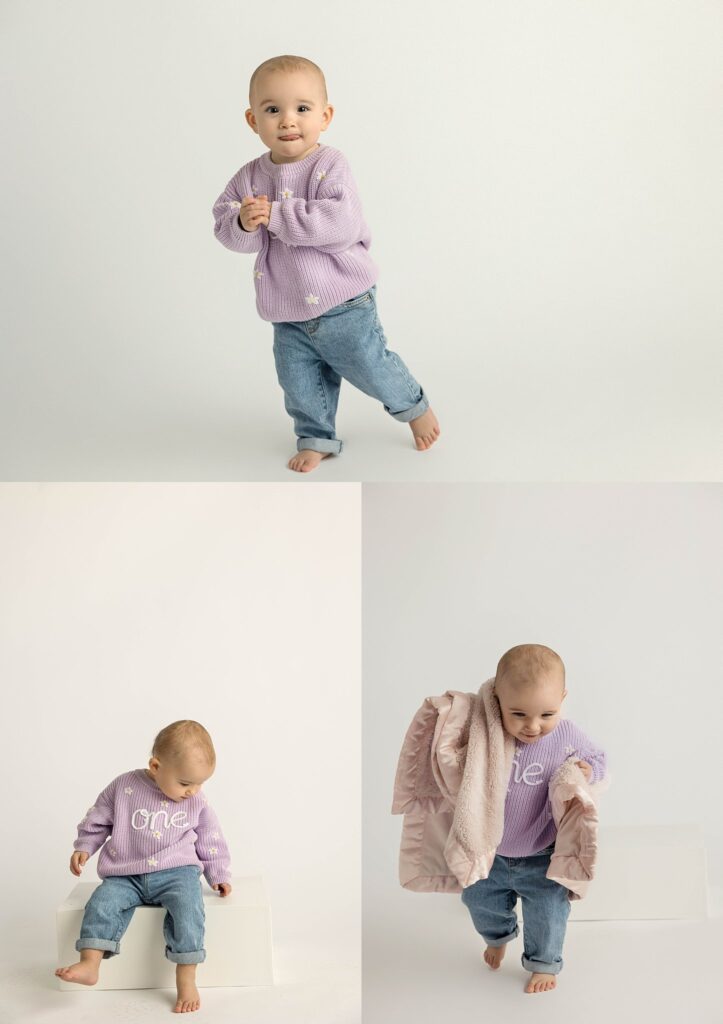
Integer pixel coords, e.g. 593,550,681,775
212,165,264,254
577,740,608,784
195,801,232,887
73,779,116,857
266,152,364,252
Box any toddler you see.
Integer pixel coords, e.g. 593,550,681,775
55,720,232,1014
461,644,607,994
212,54,440,472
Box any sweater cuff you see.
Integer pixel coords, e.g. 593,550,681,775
267,202,283,238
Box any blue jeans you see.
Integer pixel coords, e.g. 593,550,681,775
460,842,571,975
75,866,206,965
271,284,428,454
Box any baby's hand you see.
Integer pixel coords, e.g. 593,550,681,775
70,850,89,876
239,194,272,232
212,882,232,897
575,760,592,781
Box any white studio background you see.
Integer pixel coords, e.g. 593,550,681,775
1,0,721,483
0,483,361,1018
362,482,722,1019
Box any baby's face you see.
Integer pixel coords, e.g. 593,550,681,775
494,671,567,744
147,754,214,802
245,70,333,164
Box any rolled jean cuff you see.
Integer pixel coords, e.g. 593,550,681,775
166,947,207,965
485,924,520,947
522,955,563,975
296,436,344,455
388,389,429,423
76,937,120,958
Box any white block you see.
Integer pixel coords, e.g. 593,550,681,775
532,824,708,921
56,876,274,990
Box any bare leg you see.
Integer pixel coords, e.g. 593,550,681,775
174,963,201,1013
55,947,103,985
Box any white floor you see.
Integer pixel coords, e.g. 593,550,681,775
363,889,722,1024
2,340,720,482
3,942,360,1024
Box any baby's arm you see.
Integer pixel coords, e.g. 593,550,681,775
212,170,265,254
71,782,115,872
196,802,232,896
266,154,365,252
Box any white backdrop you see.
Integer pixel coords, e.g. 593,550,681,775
1,0,721,481
0,483,360,1020
362,482,722,1019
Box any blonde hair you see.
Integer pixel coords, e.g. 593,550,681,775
495,644,565,693
151,720,216,767
249,54,328,109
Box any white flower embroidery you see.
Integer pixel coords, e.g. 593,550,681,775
225,200,241,209
209,847,218,856
280,188,294,200
161,801,169,808
305,294,320,305
109,848,117,858
124,787,133,795
148,857,158,867
152,830,162,839
254,269,264,279
565,745,577,755
316,169,327,181
212,832,220,840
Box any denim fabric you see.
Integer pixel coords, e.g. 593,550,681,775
75,866,206,964
460,842,571,975
271,284,429,454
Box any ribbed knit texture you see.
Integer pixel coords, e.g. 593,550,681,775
495,719,607,856
212,143,379,323
73,770,231,887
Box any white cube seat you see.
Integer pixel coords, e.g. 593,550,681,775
56,875,274,990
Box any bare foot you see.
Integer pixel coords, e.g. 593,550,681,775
409,408,440,450
525,971,557,993
483,943,507,970
54,958,100,985
174,964,201,1013
288,450,331,473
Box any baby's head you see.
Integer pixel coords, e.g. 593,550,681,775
146,720,216,802
492,644,567,745
245,54,334,165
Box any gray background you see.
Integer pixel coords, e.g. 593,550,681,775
2,0,721,481
363,482,721,1020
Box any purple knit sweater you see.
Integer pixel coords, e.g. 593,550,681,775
73,770,231,887
212,143,379,323
496,719,608,857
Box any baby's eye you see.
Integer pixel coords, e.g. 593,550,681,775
264,106,310,114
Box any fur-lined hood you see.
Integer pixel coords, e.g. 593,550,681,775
392,680,611,900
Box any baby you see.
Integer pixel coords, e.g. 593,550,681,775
212,54,440,472
55,720,232,1014
461,644,607,995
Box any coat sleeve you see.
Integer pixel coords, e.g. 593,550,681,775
212,165,265,254
73,778,117,857
266,152,365,253
195,801,232,887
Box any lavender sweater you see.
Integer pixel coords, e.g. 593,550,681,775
73,770,231,887
496,719,608,857
212,143,379,323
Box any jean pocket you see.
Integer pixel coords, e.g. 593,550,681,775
339,290,372,310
